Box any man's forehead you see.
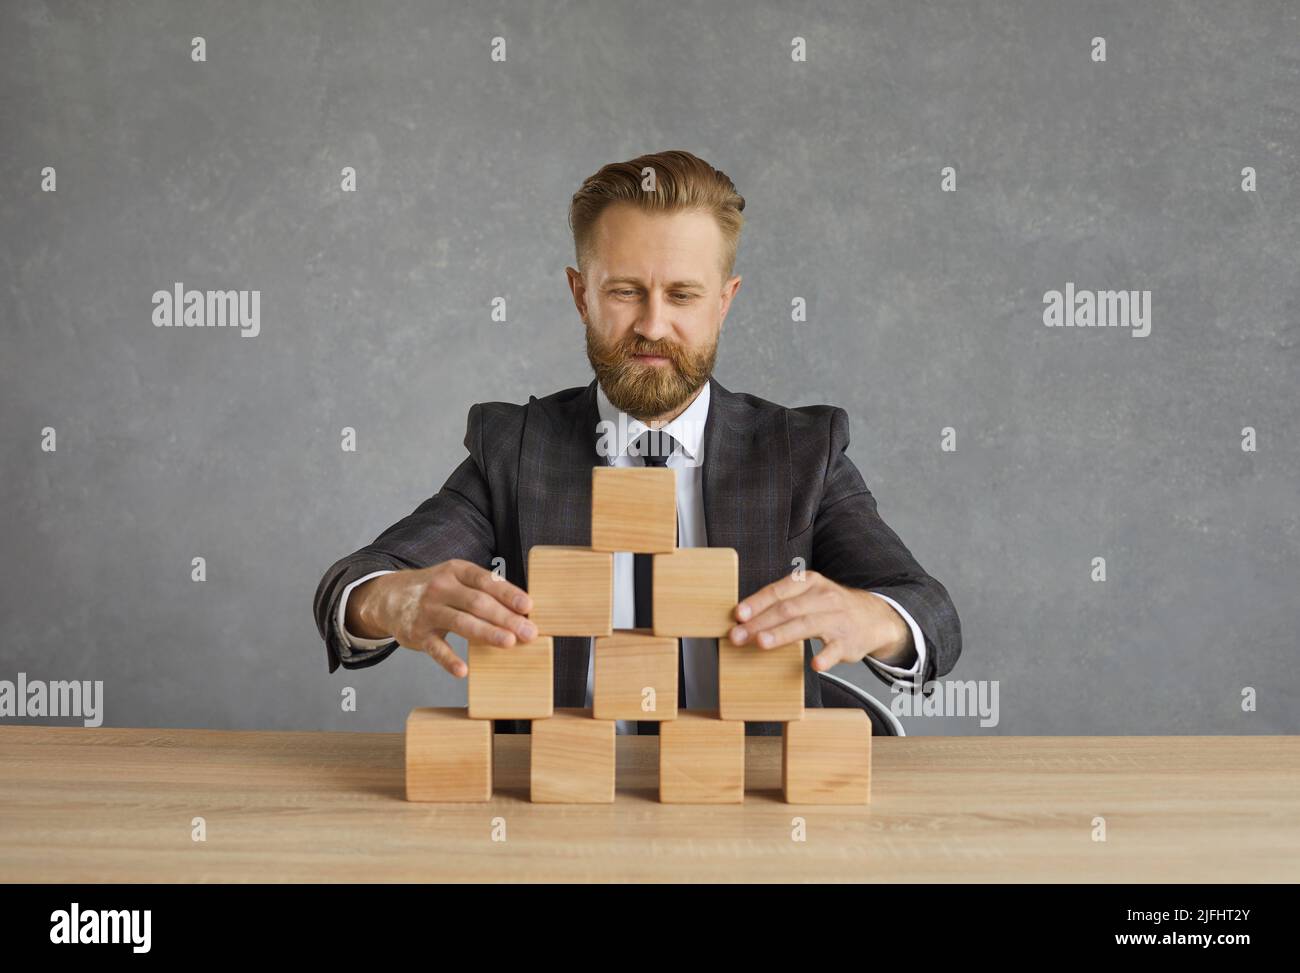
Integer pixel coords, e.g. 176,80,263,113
591,205,722,260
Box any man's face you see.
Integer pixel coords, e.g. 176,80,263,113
567,203,742,421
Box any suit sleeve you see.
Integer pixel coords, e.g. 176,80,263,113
311,403,499,673
811,407,962,691
862,592,927,691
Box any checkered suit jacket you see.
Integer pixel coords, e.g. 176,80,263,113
312,377,962,735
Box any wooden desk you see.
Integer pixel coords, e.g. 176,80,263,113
1,727,1295,882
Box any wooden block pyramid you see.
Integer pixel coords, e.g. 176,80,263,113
406,466,872,804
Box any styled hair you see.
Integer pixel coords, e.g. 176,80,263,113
569,149,746,281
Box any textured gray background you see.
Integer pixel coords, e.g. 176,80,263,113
2,0,1296,735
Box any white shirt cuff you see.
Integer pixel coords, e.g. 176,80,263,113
337,570,399,650
863,592,926,686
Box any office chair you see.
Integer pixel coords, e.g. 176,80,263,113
817,670,905,736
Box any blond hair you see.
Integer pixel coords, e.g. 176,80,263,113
569,149,746,281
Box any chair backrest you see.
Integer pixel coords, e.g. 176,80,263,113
816,671,905,736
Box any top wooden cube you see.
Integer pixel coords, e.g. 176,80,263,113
591,466,677,553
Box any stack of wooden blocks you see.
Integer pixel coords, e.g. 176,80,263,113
406,466,872,804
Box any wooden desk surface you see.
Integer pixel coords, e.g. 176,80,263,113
1,727,1296,883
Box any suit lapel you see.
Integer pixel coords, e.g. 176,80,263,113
702,377,792,598
703,378,817,711
517,381,603,708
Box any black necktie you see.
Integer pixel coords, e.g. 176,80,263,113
633,433,685,735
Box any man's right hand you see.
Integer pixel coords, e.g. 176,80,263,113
344,560,536,677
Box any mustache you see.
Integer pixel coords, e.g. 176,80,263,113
616,335,689,366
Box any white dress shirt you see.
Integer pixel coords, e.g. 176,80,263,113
336,382,927,731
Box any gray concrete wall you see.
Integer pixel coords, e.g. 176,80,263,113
2,0,1296,735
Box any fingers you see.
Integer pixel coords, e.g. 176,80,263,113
733,570,820,624
452,560,532,615
404,633,467,678
811,640,850,673
730,585,831,646
425,560,535,646
446,582,537,643
431,605,523,648
735,610,828,650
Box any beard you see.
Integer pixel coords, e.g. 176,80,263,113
585,323,718,420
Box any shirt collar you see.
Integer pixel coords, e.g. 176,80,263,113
594,379,710,464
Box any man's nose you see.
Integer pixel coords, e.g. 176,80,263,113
635,292,674,342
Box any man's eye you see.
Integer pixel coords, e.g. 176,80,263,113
672,293,693,301
614,289,638,297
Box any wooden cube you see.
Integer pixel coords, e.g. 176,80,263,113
530,708,615,803
592,630,679,722
467,636,553,719
405,707,493,802
652,547,738,637
528,546,613,636
718,639,805,721
782,709,872,804
659,710,744,804
591,466,676,553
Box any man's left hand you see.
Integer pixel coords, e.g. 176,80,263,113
728,571,913,672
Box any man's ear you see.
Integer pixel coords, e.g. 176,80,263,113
719,273,742,329
565,266,588,322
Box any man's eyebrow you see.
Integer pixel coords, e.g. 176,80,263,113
603,276,707,290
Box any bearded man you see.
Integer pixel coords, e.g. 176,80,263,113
312,149,962,736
